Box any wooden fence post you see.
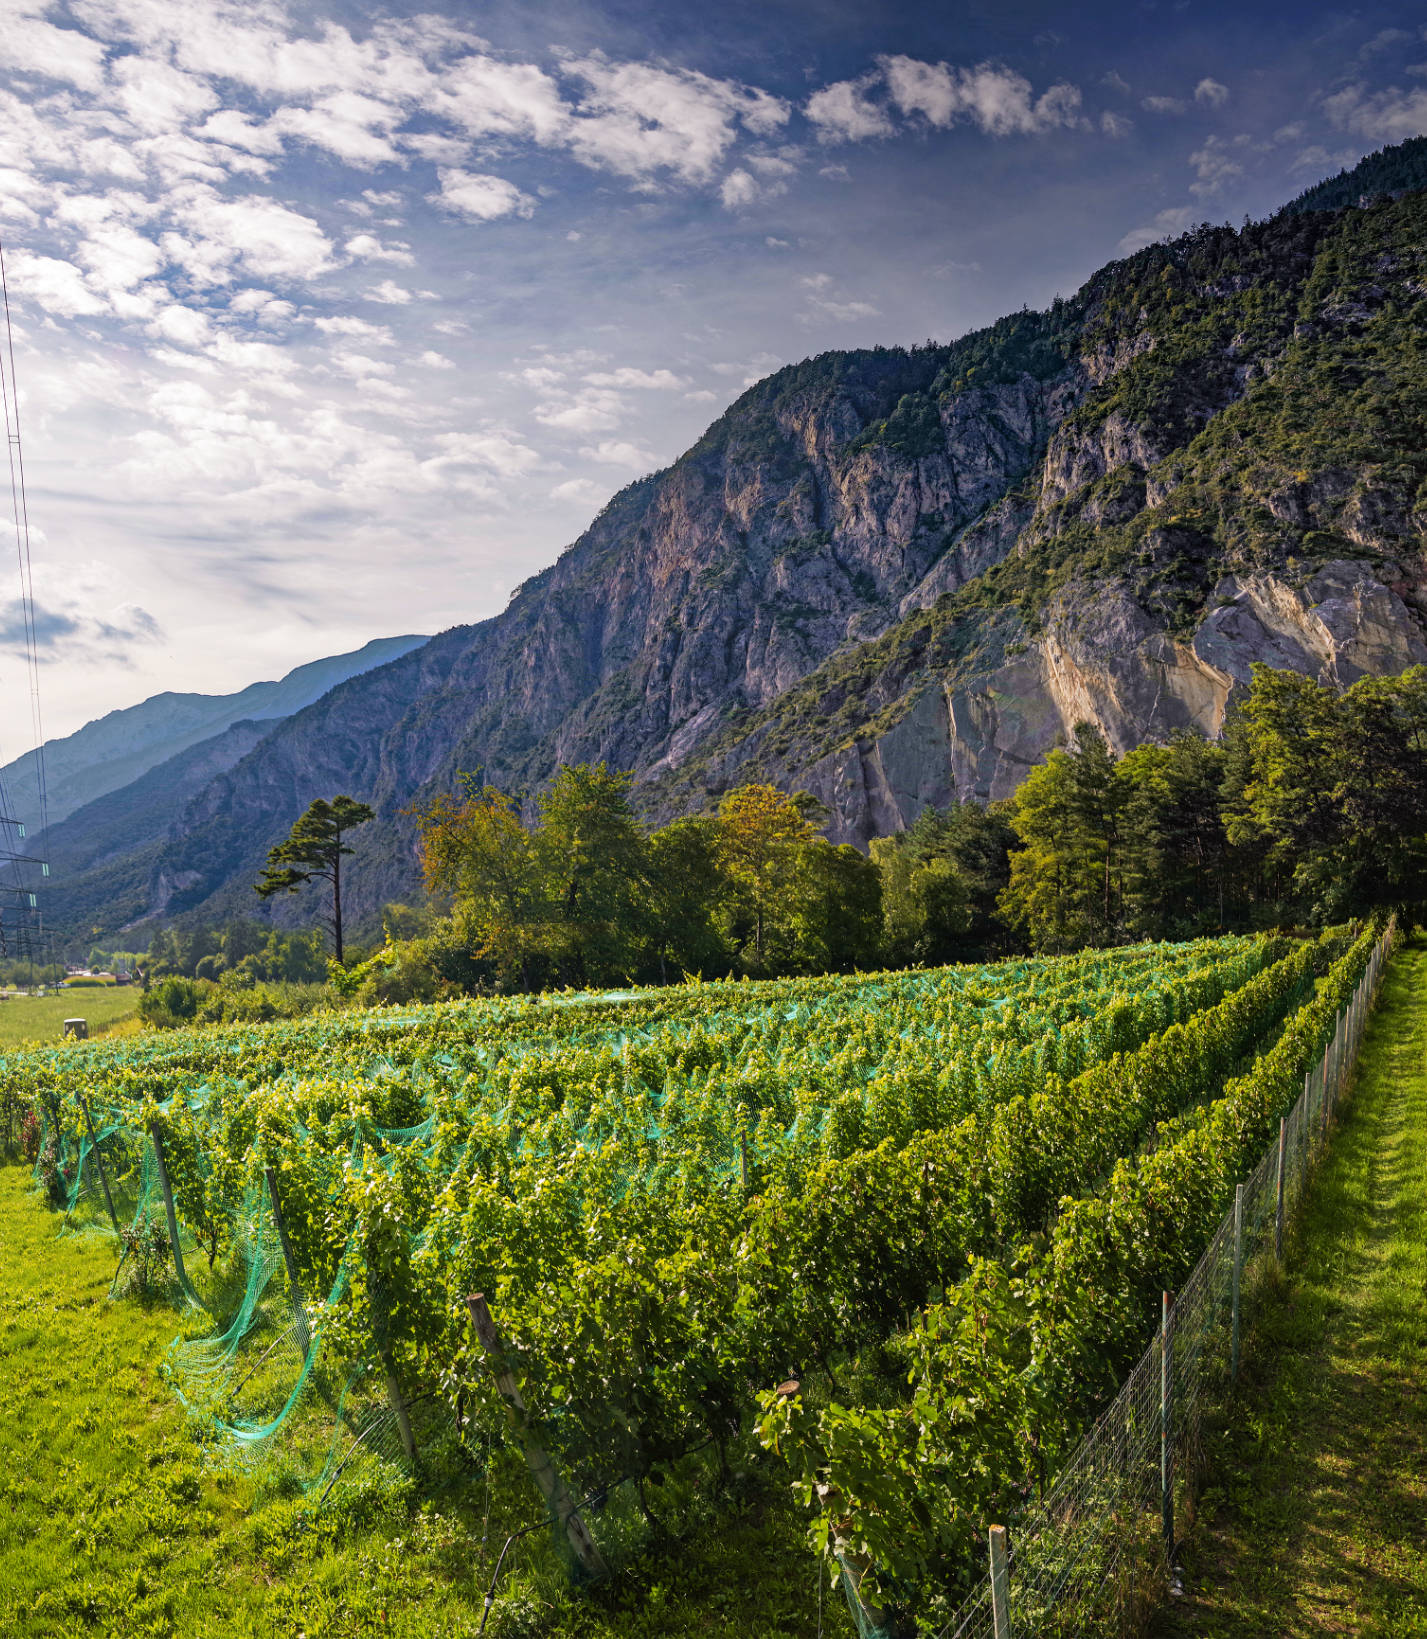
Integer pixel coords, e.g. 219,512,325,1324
1160,1291,1174,1555
1231,1183,1245,1384
263,1167,311,1360
466,1293,608,1579
148,1123,191,1294
989,1524,1011,1639
79,1097,119,1234
1274,1118,1287,1263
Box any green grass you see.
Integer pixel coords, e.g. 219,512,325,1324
0,987,137,1048
0,1162,849,1638
1153,941,1427,1637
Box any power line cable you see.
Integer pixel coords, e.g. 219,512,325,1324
0,230,52,974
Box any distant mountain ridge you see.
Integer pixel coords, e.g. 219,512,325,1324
0,634,428,838
35,139,1427,946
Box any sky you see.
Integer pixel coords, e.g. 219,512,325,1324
1,0,1425,743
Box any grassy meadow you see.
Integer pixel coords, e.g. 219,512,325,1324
0,987,137,1049
1154,944,1427,1636
0,1162,847,1638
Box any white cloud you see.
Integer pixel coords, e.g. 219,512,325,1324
434,53,569,144
799,273,880,322
149,304,214,349
418,350,454,369
683,388,718,403
1194,78,1230,108
1322,81,1427,143
805,76,893,144
579,438,655,469
430,167,536,221
345,232,416,264
535,388,625,432
333,351,395,379
269,91,406,167
0,7,106,91
550,476,606,505
110,54,218,136
4,250,108,317
365,279,413,304
1101,111,1132,138
431,429,540,477
1142,95,1187,115
881,57,1083,136
584,367,686,389
720,167,759,209
561,56,788,185
1188,136,1242,196
314,315,395,344
173,188,336,283
197,108,285,155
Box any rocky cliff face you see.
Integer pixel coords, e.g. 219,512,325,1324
56,154,1427,940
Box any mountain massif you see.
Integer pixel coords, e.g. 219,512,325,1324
37,140,1427,944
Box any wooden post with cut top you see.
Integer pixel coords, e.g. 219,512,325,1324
989,1524,1012,1639
466,1292,607,1578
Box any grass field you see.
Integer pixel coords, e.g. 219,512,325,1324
0,987,137,1048
0,1161,848,1638
1153,942,1427,1637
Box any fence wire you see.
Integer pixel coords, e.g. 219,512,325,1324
928,926,1391,1639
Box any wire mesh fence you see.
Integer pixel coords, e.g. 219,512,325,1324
928,924,1393,1639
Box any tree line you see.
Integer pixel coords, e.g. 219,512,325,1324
138,661,1427,1009
369,662,1427,997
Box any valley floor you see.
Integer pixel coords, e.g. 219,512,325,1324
1152,943,1427,1637
0,1164,847,1638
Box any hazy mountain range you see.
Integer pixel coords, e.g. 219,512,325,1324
29,139,1427,948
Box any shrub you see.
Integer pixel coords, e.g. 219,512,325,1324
115,1215,173,1299
138,975,215,1029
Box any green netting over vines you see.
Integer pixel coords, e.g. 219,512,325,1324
5,932,1355,1577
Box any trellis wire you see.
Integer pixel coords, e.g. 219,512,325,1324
928,923,1392,1639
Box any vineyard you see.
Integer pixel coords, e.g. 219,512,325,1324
0,925,1384,1634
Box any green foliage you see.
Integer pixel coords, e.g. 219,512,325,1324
139,975,213,1029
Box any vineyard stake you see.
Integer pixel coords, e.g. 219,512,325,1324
148,1123,191,1294
466,1293,608,1579
1160,1291,1173,1555
989,1524,1011,1639
263,1168,310,1360
1230,1183,1244,1384
79,1096,119,1234
1274,1118,1286,1263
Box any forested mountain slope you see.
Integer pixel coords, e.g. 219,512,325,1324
57,143,1427,939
